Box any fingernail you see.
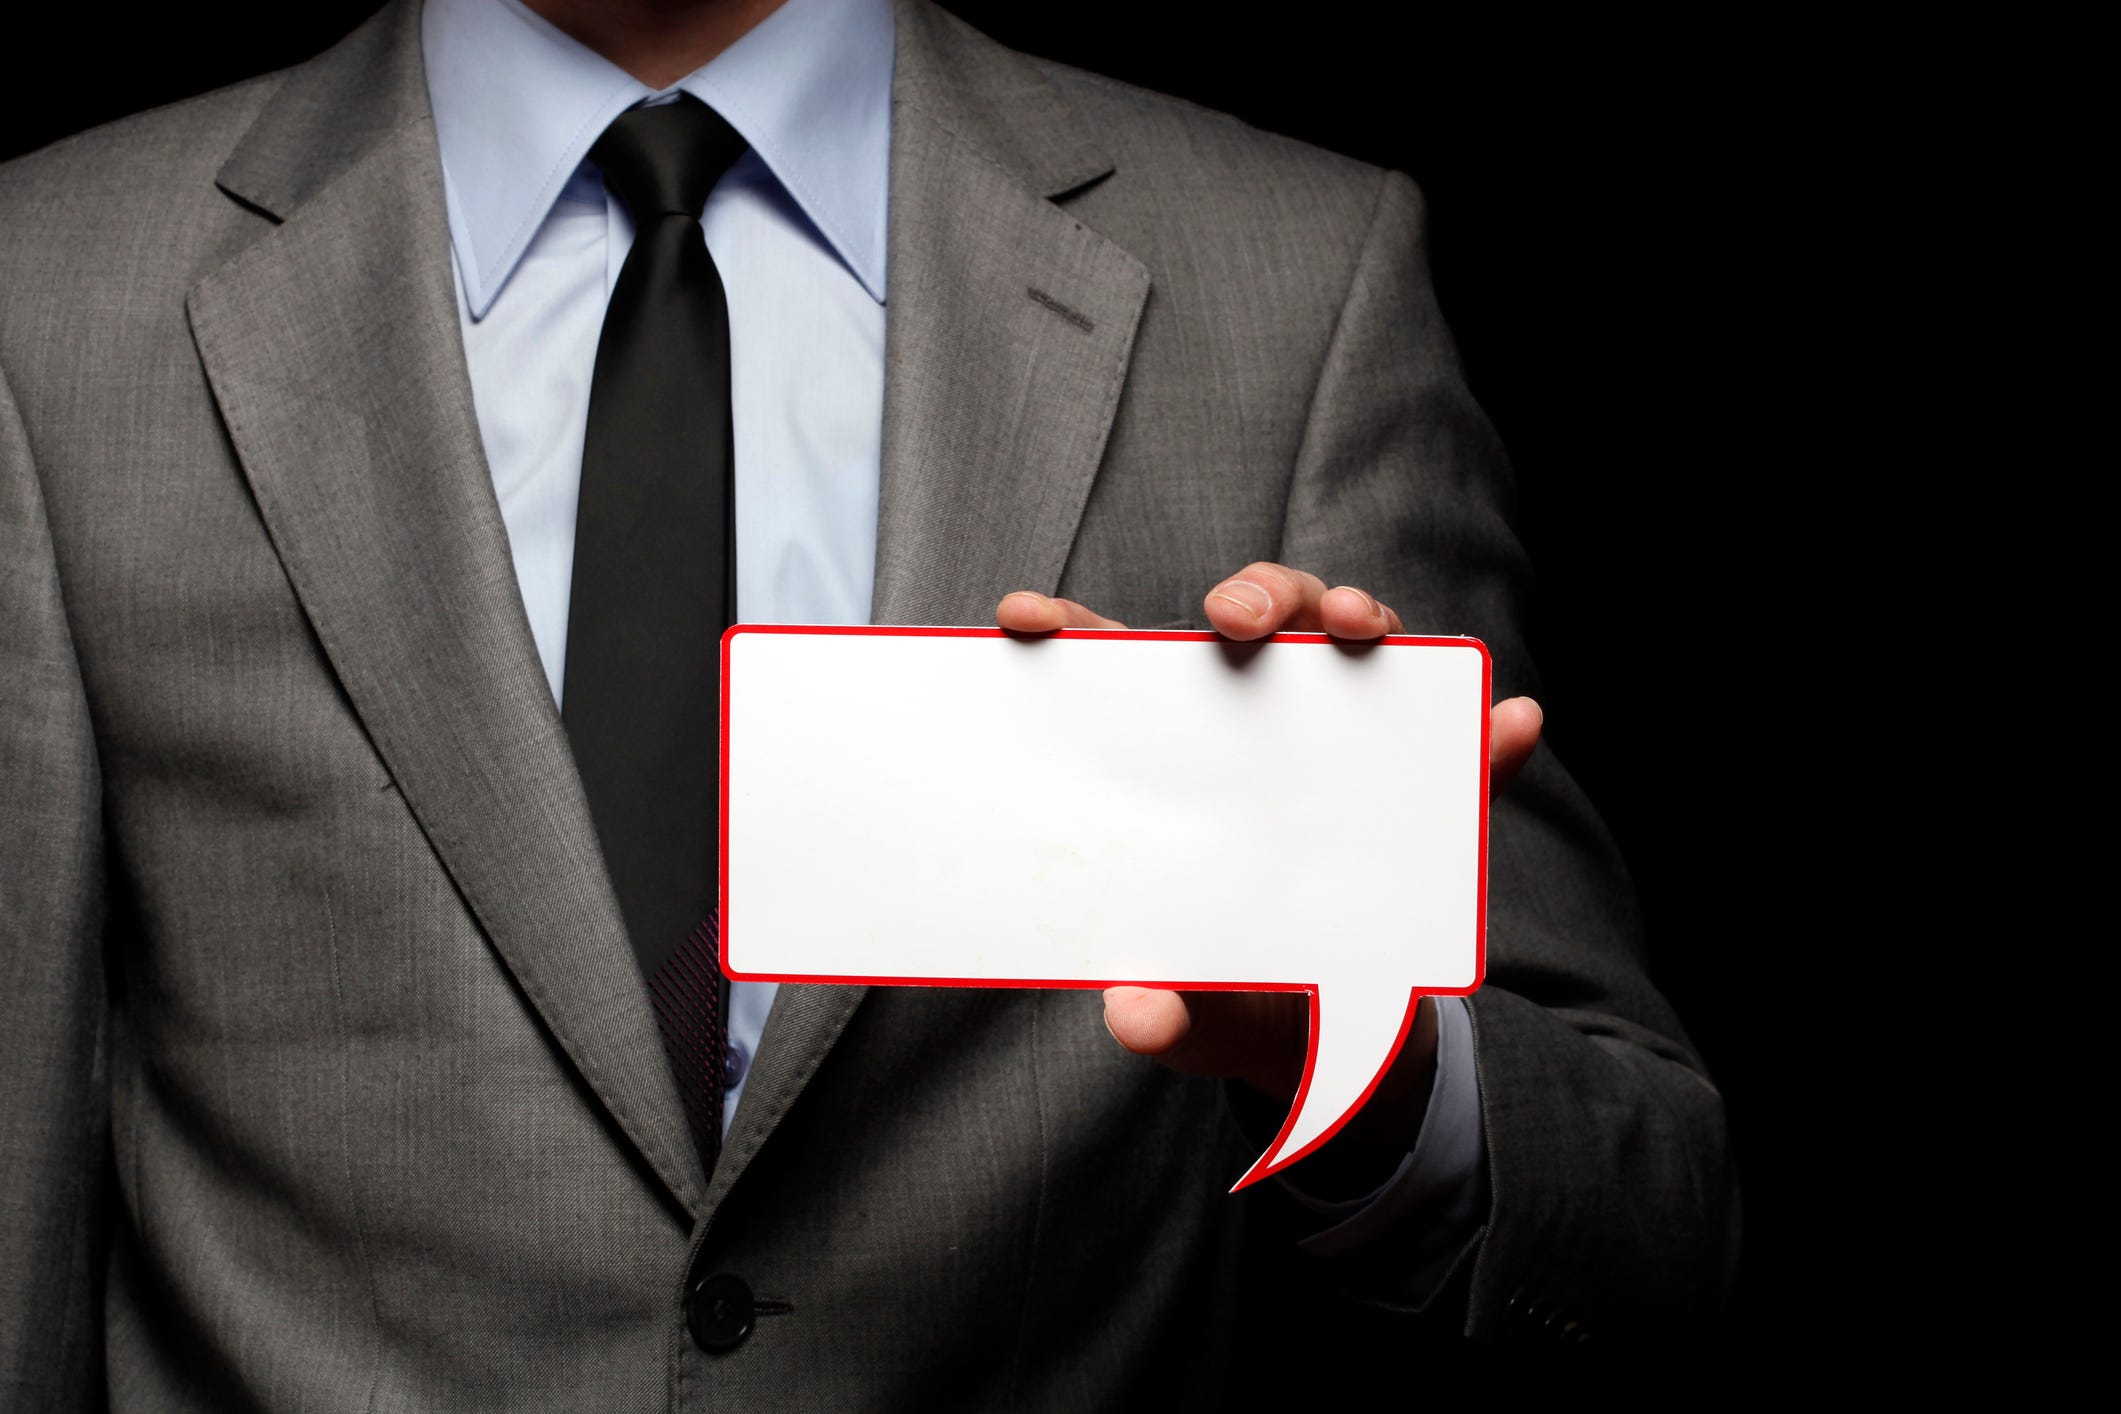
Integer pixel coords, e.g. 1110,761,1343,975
1003,590,1048,609
1210,579,1272,620
1337,585,1382,618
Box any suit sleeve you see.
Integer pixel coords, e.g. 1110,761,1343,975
1273,170,1740,1355
0,358,110,1408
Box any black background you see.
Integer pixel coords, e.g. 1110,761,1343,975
2,0,1874,1379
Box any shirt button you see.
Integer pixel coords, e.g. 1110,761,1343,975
723,1038,749,1090
687,1272,755,1354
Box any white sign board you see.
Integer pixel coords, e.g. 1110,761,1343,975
720,626,1489,1188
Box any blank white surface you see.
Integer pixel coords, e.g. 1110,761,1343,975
723,629,1486,991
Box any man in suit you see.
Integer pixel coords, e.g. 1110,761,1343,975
0,0,1737,1405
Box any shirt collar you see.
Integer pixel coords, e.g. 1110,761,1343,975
424,0,894,318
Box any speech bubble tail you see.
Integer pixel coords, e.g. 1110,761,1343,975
1229,982,1423,1193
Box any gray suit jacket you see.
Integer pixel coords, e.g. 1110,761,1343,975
0,1,1737,1406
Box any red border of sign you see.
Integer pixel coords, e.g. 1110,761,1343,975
718,624,1492,1190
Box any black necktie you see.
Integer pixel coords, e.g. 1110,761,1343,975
561,96,747,1172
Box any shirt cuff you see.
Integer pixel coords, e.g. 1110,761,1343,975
1285,995,1486,1296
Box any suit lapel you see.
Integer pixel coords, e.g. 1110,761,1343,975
182,0,1151,1220
185,3,707,1216
708,0,1151,1208
870,2,1150,626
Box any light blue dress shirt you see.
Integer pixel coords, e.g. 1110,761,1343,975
422,0,1480,1271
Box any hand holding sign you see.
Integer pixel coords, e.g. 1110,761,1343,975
994,565,1541,1185
722,564,1535,1191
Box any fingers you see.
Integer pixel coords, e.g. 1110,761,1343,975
1319,584,1403,638
1489,696,1543,792
1102,985,1191,1056
995,590,1127,633
1204,562,1401,641
1001,566,1403,641
1102,985,1309,1101
1203,562,1326,639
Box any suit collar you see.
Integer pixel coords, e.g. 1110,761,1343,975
216,0,1111,267
214,0,1118,220
888,0,1114,201
213,0,432,223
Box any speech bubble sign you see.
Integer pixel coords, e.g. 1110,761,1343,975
719,626,1489,1190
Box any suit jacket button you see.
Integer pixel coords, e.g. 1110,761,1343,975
687,1272,755,1354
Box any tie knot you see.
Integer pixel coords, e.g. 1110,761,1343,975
591,95,748,222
